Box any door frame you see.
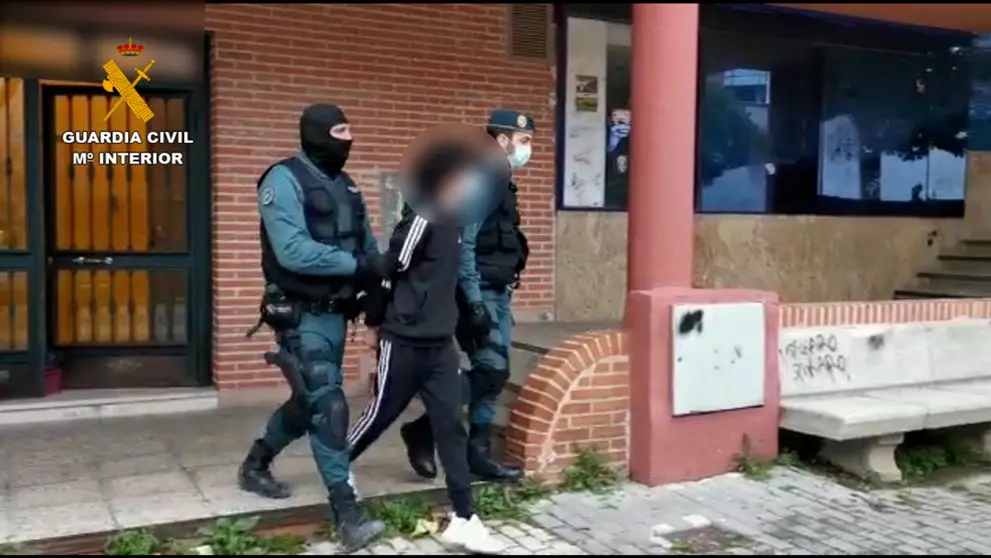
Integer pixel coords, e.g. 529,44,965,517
5,32,213,395
40,84,201,388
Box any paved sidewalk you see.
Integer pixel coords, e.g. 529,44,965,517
305,467,991,555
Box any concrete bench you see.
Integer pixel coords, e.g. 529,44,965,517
779,318,991,482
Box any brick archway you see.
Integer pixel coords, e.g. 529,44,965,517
504,330,630,480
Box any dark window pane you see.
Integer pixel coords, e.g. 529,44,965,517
697,32,817,213
694,7,971,217
570,5,973,217
969,35,991,150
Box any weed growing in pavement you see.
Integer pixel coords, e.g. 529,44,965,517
473,477,552,520
104,529,162,555
104,516,306,556
896,437,985,482
366,497,433,538
197,516,306,555
0,543,23,556
732,434,794,481
561,449,621,493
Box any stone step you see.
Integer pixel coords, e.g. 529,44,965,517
894,277,991,299
0,387,218,426
492,346,546,429
490,321,618,436
933,254,991,274
917,267,991,281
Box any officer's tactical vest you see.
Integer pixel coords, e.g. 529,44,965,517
258,157,367,302
475,182,529,288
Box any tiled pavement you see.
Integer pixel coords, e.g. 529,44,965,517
9,399,991,555
305,467,991,555
0,397,442,544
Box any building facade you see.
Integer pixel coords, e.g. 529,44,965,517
2,3,991,399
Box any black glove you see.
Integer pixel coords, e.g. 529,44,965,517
361,282,389,328
356,252,398,285
468,301,491,341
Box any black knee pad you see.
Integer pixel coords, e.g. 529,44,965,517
312,387,350,451
277,398,310,436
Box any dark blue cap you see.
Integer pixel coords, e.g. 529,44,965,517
487,109,535,134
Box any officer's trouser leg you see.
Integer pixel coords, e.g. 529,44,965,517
299,313,383,551
348,338,422,462
464,288,522,482
260,398,309,454
295,313,350,489
239,397,308,499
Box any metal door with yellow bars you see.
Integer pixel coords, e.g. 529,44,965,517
42,84,199,390
0,77,36,398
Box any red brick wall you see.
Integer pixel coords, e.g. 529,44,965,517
505,298,991,480
205,4,557,389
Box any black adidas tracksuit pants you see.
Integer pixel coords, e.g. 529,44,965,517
347,335,472,497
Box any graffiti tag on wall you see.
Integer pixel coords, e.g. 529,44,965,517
781,334,851,384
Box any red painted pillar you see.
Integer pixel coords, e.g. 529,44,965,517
627,3,699,295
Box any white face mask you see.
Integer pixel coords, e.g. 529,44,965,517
508,143,532,170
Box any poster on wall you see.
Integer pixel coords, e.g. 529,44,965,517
575,75,600,112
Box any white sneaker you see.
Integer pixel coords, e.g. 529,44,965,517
348,471,362,502
439,514,505,554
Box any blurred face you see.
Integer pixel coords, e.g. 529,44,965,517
330,123,352,141
436,165,473,212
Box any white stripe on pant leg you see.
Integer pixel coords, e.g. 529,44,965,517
346,340,388,442
347,339,391,442
347,339,393,446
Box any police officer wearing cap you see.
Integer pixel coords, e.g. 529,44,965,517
238,103,392,552
400,109,532,483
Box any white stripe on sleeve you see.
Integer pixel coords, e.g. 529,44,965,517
397,215,428,272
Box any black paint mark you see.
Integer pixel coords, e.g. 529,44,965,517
867,334,885,351
733,345,743,359
678,310,704,336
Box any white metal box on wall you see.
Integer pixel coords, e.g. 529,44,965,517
671,302,766,416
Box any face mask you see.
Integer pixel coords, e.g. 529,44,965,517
299,104,352,177
508,143,531,170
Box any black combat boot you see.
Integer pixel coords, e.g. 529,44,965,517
238,439,291,499
329,482,384,552
400,415,438,479
467,423,524,483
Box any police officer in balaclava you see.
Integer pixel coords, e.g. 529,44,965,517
239,103,395,552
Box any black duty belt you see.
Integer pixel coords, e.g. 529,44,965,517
300,299,344,314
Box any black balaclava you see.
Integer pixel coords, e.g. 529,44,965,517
299,103,352,177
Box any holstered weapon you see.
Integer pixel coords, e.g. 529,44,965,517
246,285,309,406
265,329,310,407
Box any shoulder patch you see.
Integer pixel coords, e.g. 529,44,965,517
260,187,275,206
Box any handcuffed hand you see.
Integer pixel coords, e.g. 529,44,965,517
363,327,379,350
356,252,398,284
468,301,491,341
